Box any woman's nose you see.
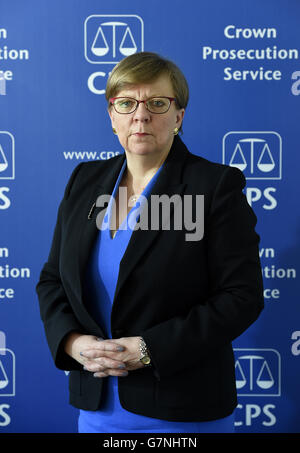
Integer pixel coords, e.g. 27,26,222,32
133,102,151,121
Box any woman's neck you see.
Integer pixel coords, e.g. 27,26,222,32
124,148,170,190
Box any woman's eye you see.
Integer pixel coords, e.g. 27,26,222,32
119,100,133,107
151,99,164,107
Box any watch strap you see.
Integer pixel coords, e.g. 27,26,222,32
139,337,151,366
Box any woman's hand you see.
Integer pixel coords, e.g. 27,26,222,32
63,332,130,377
79,336,144,378
63,332,144,377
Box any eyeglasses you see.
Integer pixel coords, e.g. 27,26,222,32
109,96,177,114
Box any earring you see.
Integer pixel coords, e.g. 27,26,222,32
112,128,117,135
174,127,179,135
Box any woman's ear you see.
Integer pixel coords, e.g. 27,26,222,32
176,109,185,129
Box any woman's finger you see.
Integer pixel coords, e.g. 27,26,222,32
90,340,125,352
80,344,125,359
84,358,126,372
95,357,127,369
92,371,108,378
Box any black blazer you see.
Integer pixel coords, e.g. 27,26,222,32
36,135,264,422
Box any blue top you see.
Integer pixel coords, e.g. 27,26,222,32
78,157,235,433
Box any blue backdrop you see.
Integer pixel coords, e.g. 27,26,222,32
0,0,299,433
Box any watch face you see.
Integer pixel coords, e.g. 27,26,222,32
141,355,151,365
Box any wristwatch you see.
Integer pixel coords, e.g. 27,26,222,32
139,337,151,366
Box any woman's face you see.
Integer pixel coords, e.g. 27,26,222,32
108,74,185,158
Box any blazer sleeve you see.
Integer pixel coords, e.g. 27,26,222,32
36,163,86,371
140,166,264,380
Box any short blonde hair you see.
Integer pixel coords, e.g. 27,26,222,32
106,52,189,130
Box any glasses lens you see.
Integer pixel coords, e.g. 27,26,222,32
146,97,171,113
113,98,137,114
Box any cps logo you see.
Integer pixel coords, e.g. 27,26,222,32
234,349,281,396
234,349,281,428
223,131,282,210
84,15,144,95
0,131,15,210
223,132,282,181
0,331,16,428
0,332,16,398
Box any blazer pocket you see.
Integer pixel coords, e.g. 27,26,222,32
68,370,81,395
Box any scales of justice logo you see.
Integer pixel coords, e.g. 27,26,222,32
223,132,282,180
0,331,16,397
0,131,15,180
84,15,144,64
234,349,281,397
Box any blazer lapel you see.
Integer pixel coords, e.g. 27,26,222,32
76,153,126,303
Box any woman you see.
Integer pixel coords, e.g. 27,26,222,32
36,52,264,433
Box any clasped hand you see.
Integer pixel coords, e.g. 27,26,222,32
77,335,144,378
